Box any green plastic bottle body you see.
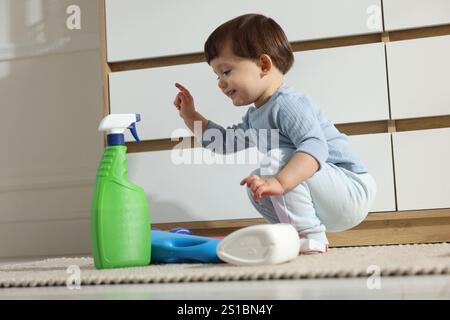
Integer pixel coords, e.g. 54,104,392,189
91,145,151,269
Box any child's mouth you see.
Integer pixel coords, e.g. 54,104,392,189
226,90,236,98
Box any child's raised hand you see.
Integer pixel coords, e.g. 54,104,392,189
174,83,196,119
240,175,285,201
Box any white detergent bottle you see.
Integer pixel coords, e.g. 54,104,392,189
216,224,301,266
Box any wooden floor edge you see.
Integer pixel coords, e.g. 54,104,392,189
153,208,450,247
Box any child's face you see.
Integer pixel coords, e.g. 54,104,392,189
210,43,267,107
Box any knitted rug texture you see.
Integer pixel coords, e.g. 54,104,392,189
1,243,450,288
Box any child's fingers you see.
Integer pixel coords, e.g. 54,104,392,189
175,83,189,93
175,82,186,90
182,91,192,101
179,92,190,106
173,94,180,105
240,175,258,186
240,177,249,185
251,180,264,193
173,94,182,109
253,187,262,201
175,90,188,104
242,176,264,193
175,83,192,98
254,185,268,201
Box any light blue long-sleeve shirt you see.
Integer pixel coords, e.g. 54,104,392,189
199,84,368,174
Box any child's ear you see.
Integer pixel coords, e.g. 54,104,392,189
259,54,273,74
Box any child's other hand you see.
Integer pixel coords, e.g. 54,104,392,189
174,83,196,119
240,175,285,201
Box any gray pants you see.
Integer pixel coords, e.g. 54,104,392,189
246,148,377,244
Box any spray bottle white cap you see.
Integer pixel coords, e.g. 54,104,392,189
98,114,141,145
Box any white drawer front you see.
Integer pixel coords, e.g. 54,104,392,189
386,35,450,119
105,0,382,62
383,0,450,31
285,43,389,124
127,148,263,223
127,133,397,225
392,128,450,211
348,133,396,212
109,62,248,141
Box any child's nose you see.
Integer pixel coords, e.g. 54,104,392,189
218,78,227,90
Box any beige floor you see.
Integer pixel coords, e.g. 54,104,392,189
0,260,450,300
1,257,450,299
1,276,450,299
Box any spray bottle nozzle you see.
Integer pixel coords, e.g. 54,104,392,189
128,122,140,142
98,113,142,146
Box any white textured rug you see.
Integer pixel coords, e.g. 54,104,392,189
1,243,450,288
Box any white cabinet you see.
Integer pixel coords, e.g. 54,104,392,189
127,148,263,223
285,43,389,124
110,41,392,142
392,128,450,211
386,35,450,119
109,62,248,141
348,133,396,212
100,0,450,244
105,0,382,62
383,0,450,31
127,132,397,225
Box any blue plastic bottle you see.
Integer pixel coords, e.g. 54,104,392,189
150,231,221,263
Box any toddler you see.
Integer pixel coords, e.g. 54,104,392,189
173,14,377,249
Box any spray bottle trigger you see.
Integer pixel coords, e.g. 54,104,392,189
128,123,140,142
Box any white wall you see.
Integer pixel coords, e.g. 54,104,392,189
0,0,103,258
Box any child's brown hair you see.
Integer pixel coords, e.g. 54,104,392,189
204,14,294,74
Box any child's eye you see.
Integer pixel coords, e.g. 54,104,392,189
217,70,231,80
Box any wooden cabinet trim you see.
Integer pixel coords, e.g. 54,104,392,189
125,116,450,153
107,24,450,73
153,208,450,247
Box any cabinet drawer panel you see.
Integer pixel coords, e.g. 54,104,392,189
127,148,263,223
383,0,450,31
128,134,397,225
348,133,396,212
386,35,450,119
109,62,248,141
392,128,450,211
285,43,389,124
105,0,382,62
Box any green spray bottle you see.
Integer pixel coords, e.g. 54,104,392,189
91,113,151,269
